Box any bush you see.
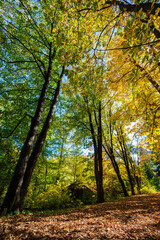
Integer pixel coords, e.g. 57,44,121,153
151,175,160,191
141,185,157,194
25,183,83,210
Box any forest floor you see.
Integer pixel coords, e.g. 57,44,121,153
0,193,160,240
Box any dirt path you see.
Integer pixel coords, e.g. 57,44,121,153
0,193,160,239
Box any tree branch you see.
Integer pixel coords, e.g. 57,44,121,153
131,58,160,94
0,25,45,78
19,0,50,48
94,40,160,52
0,113,33,139
104,1,160,16
0,58,36,64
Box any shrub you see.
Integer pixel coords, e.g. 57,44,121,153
141,185,156,194
25,183,83,210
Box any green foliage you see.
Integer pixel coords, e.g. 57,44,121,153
37,190,76,210
151,175,160,191
25,183,83,210
0,139,18,204
140,185,157,194
104,178,124,197
103,167,127,197
143,163,154,181
142,162,160,191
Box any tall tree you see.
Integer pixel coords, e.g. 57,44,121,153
0,0,65,215
63,56,106,202
85,99,104,203
11,67,64,212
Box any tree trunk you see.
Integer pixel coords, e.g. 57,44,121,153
86,100,104,203
110,112,129,197
116,127,135,195
110,149,129,197
44,157,48,191
103,111,129,197
124,160,135,195
94,148,104,203
136,159,142,194
97,101,104,203
103,143,129,196
13,68,64,212
0,52,56,215
0,77,50,215
56,141,64,183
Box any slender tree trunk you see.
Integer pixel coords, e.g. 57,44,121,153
86,100,104,203
116,128,135,195
136,158,142,194
135,175,141,194
44,155,48,191
110,148,129,197
103,143,127,196
122,140,135,196
56,141,64,183
102,110,129,197
97,101,104,203
0,76,51,215
109,111,129,197
105,146,129,196
13,67,64,212
124,159,135,195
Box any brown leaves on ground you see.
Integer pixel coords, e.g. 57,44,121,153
0,193,160,240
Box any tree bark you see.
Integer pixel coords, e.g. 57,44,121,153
123,156,135,195
104,145,129,197
86,100,104,203
111,154,129,197
56,140,64,183
97,101,104,203
102,109,129,197
116,127,135,195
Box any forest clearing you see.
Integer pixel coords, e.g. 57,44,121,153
0,193,160,239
